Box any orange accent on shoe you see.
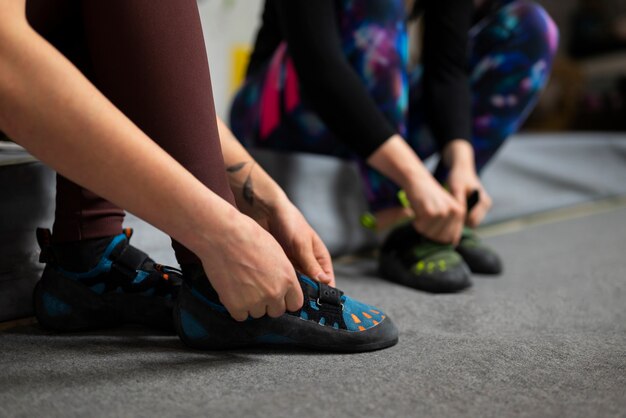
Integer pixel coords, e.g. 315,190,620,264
163,274,169,280
124,228,132,238
381,315,386,320
371,310,380,314
351,314,361,324
373,320,379,325
362,312,372,319
358,326,366,331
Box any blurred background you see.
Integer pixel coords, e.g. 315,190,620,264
183,0,626,256
1,0,625,141
195,0,626,131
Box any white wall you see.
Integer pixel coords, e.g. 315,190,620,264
197,0,264,119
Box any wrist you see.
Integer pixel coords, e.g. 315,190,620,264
258,181,289,217
246,184,289,231
443,139,475,172
181,192,244,257
368,134,432,192
226,160,288,218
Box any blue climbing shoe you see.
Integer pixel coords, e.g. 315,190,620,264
174,266,398,352
33,228,181,332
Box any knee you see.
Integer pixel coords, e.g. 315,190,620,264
504,1,560,57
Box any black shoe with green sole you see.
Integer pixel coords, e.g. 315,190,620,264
378,223,471,293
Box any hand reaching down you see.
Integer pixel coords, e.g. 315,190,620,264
447,165,492,228
266,199,336,287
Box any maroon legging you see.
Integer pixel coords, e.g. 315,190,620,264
26,0,236,264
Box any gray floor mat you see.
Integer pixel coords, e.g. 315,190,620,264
481,133,626,223
2,206,625,418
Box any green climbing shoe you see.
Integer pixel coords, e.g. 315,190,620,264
456,227,503,275
378,223,471,293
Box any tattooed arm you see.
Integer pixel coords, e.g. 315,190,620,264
218,128,284,227
217,118,335,285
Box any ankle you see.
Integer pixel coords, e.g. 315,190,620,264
50,235,117,272
373,207,414,232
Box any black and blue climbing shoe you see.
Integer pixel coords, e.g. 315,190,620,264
456,227,503,275
33,228,182,332
174,265,399,352
378,223,471,293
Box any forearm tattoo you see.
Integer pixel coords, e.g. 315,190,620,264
226,161,256,206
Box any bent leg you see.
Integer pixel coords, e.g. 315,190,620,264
26,1,125,242
468,0,559,172
412,0,558,182
80,0,236,264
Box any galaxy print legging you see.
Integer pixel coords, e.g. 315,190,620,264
230,0,559,212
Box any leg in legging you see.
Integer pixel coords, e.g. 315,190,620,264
79,0,236,264
26,1,126,243
377,0,559,209
460,0,558,175
29,0,237,264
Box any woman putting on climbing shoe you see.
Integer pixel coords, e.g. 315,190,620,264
0,0,397,352
230,0,558,293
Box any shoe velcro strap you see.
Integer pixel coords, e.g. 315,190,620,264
467,190,480,213
111,245,149,279
318,283,343,306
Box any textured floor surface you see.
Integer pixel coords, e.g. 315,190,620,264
1,206,625,417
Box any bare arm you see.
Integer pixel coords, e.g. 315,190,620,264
217,118,334,285
217,118,287,224
0,1,303,320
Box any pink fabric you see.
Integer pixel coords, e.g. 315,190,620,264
259,42,301,139
259,43,286,139
284,56,301,112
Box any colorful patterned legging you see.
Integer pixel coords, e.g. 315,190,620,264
230,0,559,212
